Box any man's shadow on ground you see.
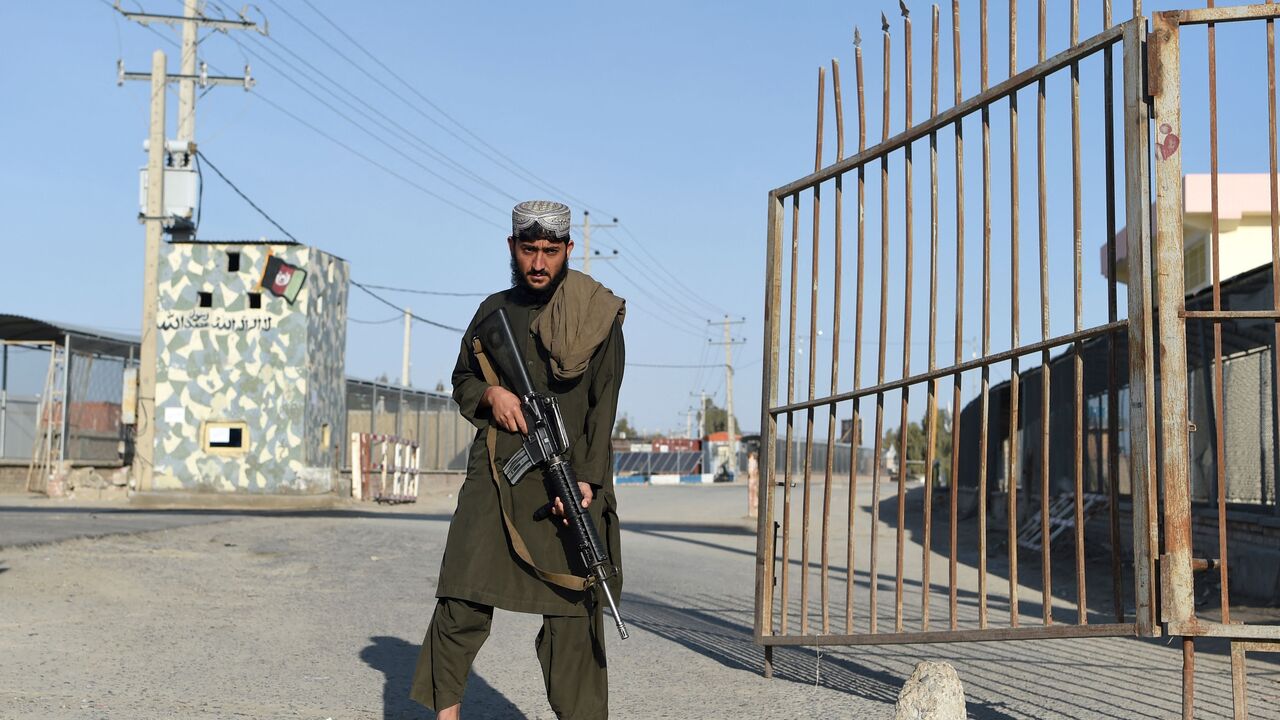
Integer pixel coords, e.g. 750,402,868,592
360,636,527,719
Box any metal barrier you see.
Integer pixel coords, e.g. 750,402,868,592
757,1,1153,654
343,379,471,473
754,3,1280,716
351,432,419,503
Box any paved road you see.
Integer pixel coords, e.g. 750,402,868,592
0,485,1275,718
0,497,239,549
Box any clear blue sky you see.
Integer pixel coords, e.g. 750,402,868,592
0,1,1272,440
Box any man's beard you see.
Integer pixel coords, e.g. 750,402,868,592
510,255,569,302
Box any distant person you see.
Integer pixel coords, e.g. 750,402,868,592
411,200,626,720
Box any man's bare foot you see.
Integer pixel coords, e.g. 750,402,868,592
436,703,460,720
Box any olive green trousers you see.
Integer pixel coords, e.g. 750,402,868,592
409,597,609,719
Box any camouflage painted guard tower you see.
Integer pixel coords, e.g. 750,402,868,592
148,240,349,496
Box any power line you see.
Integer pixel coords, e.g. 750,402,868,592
103,1,505,231
196,149,466,334
597,259,713,330
196,150,299,242
289,0,610,216
165,1,727,330
241,27,517,202
612,251,716,321
349,314,403,325
628,362,723,369
224,34,509,215
247,92,505,230
120,1,729,341
620,301,709,339
608,225,731,316
357,283,489,298
351,281,464,333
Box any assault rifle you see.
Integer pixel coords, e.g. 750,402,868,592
475,307,629,640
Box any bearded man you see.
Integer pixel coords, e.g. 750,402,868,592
411,200,626,720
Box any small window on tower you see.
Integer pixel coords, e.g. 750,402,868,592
248,292,262,309
197,291,213,308
227,251,241,272
203,421,249,456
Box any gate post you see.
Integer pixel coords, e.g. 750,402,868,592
1121,16,1162,637
1147,11,1197,629
754,190,785,645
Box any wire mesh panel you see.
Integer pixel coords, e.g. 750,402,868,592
755,1,1158,657
64,343,135,464
0,343,54,461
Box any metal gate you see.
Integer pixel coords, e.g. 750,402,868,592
753,2,1280,716
1149,5,1280,716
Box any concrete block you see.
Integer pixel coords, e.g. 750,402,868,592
895,660,967,720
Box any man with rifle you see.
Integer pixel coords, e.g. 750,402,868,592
411,200,626,720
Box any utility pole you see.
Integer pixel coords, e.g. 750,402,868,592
117,1,260,139
135,50,167,493
401,307,412,387
117,1,260,156
710,316,746,481
115,4,260,490
572,211,619,274
710,316,747,449
688,390,707,439
177,0,199,143
117,0,258,239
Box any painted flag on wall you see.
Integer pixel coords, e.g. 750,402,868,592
260,255,307,303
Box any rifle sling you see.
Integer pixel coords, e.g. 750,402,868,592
472,338,590,593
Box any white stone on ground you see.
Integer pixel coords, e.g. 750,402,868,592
895,660,967,720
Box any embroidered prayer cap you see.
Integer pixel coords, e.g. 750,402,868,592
511,200,571,241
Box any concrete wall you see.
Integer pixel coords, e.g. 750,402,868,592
302,249,349,485
151,243,348,494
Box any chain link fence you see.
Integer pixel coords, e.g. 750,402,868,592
343,379,471,473
1,338,137,465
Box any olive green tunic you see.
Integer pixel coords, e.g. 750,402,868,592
435,286,624,617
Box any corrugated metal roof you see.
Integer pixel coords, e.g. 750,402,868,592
0,314,139,357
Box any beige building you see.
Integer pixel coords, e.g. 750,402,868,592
1106,173,1280,294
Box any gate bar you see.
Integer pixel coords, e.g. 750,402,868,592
869,14,893,636
799,64,824,637
1006,0,1022,630
1206,0,1234,627
1070,0,1088,625
753,188,783,642
979,0,992,630
779,193,800,634
1168,3,1280,25
1103,0,1126,627
948,0,964,633
894,3,914,636
822,56,844,637
1267,0,1280,520
772,22,1126,198
1037,0,1054,626
1123,12,1160,638
846,28,868,636
921,3,940,634
759,621,1139,646
772,320,1127,415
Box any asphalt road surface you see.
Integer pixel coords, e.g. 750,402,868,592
0,484,1274,719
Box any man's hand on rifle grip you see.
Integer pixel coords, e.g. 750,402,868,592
481,385,527,434
551,482,594,526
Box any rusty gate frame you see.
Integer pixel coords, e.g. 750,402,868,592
753,1,1280,715
1149,5,1280,717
